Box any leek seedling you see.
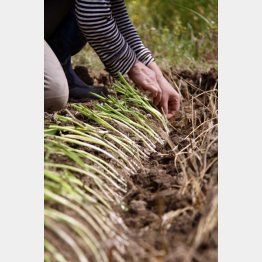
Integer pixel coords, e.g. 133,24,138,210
54,114,87,129
44,213,100,262
97,98,164,144
55,135,134,173
44,170,97,204
45,162,111,209
44,240,67,262
45,169,116,235
68,148,127,186
105,133,148,159
45,188,107,241
47,125,137,172
72,104,144,151
65,134,137,172
45,209,107,262
45,139,126,186
115,73,169,133
44,72,173,261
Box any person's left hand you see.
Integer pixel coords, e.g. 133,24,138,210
156,76,180,119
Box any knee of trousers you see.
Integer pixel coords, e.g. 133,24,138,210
44,77,69,113
44,41,69,113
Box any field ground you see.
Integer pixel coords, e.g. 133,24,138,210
44,66,218,261
45,1,217,260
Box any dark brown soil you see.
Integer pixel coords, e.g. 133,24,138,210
46,67,218,262
118,68,218,262
74,66,95,85
74,65,113,87
120,141,217,262
167,67,218,91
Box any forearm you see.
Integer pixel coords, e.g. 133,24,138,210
111,0,154,65
75,0,137,78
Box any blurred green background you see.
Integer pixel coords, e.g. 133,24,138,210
73,0,218,71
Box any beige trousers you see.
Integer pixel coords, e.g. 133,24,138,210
44,40,69,113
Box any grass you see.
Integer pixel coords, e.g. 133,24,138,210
73,0,217,71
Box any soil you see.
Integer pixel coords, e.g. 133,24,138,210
118,68,218,262
120,135,218,262
45,67,218,262
74,65,113,87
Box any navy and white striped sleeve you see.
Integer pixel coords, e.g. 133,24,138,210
111,0,154,65
75,0,137,77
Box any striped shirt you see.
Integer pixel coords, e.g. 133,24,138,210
75,0,154,77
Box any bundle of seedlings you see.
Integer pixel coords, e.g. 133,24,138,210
44,75,170,262
44,68,218,262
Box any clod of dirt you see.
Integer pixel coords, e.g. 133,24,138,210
74,66,113,88
129,200,147,213
74,65,94,85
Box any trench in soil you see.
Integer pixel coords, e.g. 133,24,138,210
45,67,218,262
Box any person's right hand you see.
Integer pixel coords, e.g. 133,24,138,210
128,61,162,105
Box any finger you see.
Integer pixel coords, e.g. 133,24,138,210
148,86,162,106
169,94,180,112
174,97,180,111
166,98,180,119
153,89,162,106
167,111,176,119
143,85,158,98
152,85,162,99
155,82,163,103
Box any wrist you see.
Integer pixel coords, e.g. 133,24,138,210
128,60,141,77
155,73,164,82
147,61,163,80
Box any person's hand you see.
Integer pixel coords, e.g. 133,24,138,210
146,61,180,119
128,61,162,105
156,76,180,119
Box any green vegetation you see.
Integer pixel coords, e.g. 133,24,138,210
73,0,217,71
46,1,218,260
44,72,218,261
44,78,170,261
